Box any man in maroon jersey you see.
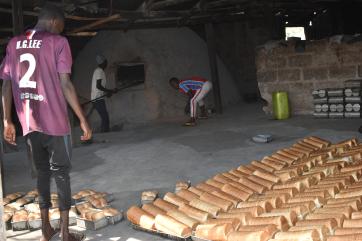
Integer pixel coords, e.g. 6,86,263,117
0,4,91,241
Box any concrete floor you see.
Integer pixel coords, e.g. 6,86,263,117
4,103,362,241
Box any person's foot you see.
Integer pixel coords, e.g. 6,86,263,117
40,228,59,241
199,106,208,119
183,118,196,126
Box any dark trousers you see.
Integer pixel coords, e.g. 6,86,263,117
25,132,72,211
93,99,110,132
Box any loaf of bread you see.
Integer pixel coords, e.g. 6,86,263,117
87,196,108,209
197,183,220,193
324,200,361,211
251,160,275,173
326,234,362,241
195,223,233,241
253,169,280,183
247,196,283,209
228,181,254,194
237,200,273,212
221,184,250,201
102,207,120,217
229,169,247,178
307,186,339,197
237,165,254,175
274,229,320,241
264,187,298,197
335,188,362,199
164,192,188,207
247,216,289,231
154,214,192,237
342,218,362,228
271,206,308,218
206,179,224,189
126,206,155,229
204,218,240,230
351,211,362,219
237,224,278,234
141,190,158,201
188,187,204,196
314,206,352,219
306,213,345,227
50,209,60,220
261,157,286,170
166,209,199,229
153,198,178,211
176,189,199,202
76,202,92,213
335,227,362,235
200,192,233,212
211,190,240,206
227,230,272,241
189,198,220,217
238,177,266,194
28,212,41,221
288,196,326,208
221,172,240,182
259,210,297,226
175,181,190,192
217,212,251,225
12,210,28,222
142,203,166,217
228,206,263,217
3,213,12,222
280,201,316,212
4,205,16,213
247,175,275,190
91,212,105,221
178,203,210,223
288,226,328,240
295,218,337,233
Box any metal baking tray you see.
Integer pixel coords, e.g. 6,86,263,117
131,223,192,241
107,212,123,225
28,219,42,230
73,193,114,204
11,220,28,231
76,216,108,230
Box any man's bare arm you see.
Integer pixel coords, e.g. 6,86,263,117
59,73,92,141
2,80,16,145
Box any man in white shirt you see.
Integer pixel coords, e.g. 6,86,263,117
91,55,116,132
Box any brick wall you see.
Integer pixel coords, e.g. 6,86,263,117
256,38,362,115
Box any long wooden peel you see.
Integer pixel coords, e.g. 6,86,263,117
69,14,121,33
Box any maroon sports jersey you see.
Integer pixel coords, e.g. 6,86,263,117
0,29,72,136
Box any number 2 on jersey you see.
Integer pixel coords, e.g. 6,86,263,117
19,53,36,88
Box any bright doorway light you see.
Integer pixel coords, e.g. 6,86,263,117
285,27,306,40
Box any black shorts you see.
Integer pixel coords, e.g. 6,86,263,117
25,132,72,178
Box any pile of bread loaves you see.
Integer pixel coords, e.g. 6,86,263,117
3,188,121,231
73,189,121,224
127,136,362,241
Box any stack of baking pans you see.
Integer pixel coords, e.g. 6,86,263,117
312,85,361,118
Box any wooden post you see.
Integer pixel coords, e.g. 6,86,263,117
0,119,6,240
205,23,222,114
12,0,24,35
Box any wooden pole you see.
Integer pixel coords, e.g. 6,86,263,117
205,23,222,114
69,14,121,33
12,0,24,35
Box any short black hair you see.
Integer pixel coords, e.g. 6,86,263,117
38,3,65,22
169,77,178,84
